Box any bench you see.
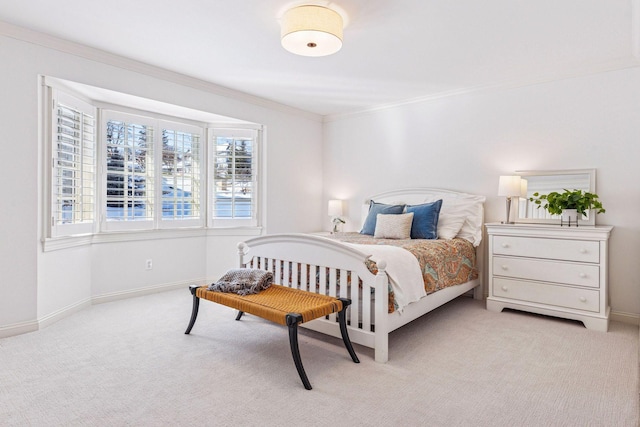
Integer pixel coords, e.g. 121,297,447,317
184,284,360,390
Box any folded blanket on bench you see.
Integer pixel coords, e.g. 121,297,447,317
208,268,273,296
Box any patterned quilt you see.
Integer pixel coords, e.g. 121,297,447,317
326,233,478,313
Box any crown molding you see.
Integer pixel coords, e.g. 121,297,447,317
324,55,640,123
0,20,322,122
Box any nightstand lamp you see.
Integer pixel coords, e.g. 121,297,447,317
328,199,345,233
498,175,522,224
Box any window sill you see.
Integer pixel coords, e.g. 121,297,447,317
42,234,94,252
42,226,263,252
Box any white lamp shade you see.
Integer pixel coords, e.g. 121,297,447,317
498,175,522,197
281,5,343,57
328,199,343,217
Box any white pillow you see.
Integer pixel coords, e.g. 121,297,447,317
447,198,485,246
437,213,467,240
374,213,414,239
425,195,486,246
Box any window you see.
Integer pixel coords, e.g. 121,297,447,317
161,126,202,223
210,128,260,227
102,112,204,231
50,90,96,237
104,113,155,227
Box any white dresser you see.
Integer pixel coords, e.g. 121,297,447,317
485,223,613,331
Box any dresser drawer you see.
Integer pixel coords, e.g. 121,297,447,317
493,278,599,313
493,236,599,263
492,256,599,288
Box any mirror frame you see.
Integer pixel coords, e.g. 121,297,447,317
515,169,597,225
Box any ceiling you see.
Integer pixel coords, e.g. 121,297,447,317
0,0,638,117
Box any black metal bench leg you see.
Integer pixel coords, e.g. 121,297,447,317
235,311,244,321
185,285,201,334
286,313,312,390
338,298,360,363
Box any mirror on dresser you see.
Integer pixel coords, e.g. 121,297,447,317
515,169,597,225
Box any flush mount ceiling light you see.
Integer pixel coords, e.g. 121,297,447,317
281,5,344,57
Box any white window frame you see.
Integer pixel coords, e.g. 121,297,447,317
209,126,261,228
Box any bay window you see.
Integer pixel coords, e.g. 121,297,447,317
44,77,261,241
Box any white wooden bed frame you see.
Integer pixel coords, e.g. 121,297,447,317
237,188,484,363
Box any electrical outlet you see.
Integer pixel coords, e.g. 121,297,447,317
145,259,153,270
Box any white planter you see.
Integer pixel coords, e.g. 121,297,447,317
561,209,579,226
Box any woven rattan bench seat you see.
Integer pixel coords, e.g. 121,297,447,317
184,283,359,390
195,285,343,326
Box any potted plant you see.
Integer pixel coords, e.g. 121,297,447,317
529,189,605,225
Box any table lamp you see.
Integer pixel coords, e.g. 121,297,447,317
498,176,522,224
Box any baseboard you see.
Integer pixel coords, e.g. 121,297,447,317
610,310,640,326
91,279,207,305
38,298,92,330
0,320,39,339
0,299,92,339
0,280,208,340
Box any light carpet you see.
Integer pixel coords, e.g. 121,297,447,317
0,289,637,426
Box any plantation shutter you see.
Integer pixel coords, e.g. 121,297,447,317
102,111,156,231
210,127,259,227
51,90,96,237
159,122,204,227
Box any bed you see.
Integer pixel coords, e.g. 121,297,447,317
236,188,486,362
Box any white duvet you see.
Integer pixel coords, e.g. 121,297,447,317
344,242,426,312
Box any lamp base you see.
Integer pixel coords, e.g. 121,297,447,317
503,197,514,225
331,217,344,234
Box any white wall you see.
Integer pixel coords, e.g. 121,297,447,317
323,67,640,321
0,36,40,334
0,32,323,335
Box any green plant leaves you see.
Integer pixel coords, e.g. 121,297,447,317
528,189,606,216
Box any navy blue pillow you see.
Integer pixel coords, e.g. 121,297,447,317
360,201,405,235
406,199,443,239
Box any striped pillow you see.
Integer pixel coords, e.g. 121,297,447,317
374,212,414,239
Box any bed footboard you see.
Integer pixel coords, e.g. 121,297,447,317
238,234,392,362
237,233,480,363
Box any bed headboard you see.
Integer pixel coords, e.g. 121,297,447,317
362,187,486,246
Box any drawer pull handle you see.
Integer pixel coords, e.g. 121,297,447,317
579,248,587,254
501,286,508,292
501,265,508,270
579,273,586,278
501,243,509,248
579,297,587,303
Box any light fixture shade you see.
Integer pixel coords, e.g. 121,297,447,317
498,175,522,197
281,5,343,57
328,199,343,217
